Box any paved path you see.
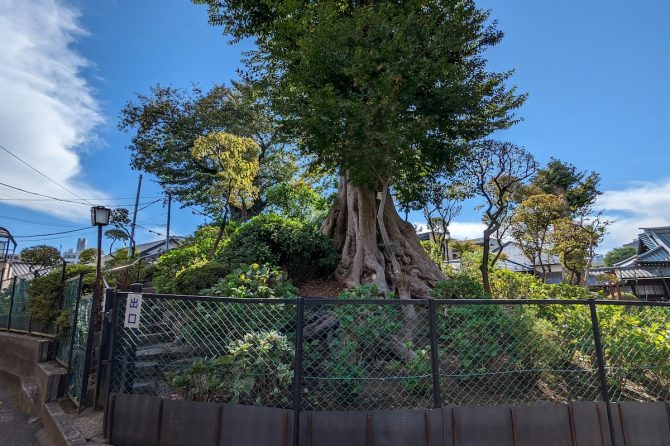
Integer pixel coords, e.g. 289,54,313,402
0,382,42,445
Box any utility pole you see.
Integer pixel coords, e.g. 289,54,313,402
165,193,172,251
128,174,142,257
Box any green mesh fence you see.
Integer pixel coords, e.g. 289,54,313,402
0,279,11,328
67,296,92,407
107,295,670,412
55,277,84,366
9,278,31,331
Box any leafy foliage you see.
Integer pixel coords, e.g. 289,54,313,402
431,275,488,299
119,83,297,218
201,263,296,299
604,246,636,267
20,245,62,270
168,331,293,406
191,131,260,217
26,264,95,330
152,225,223,293
265,180,331,224
78,248,98,265
217,213,338,281
173,261,230,295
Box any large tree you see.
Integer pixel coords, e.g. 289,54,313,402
194,0,525,298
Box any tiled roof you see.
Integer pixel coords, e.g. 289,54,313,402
615,266,670,280
638,246,670,263
639,232,658,250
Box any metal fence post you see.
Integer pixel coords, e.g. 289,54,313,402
7,276,17,330
428,298,442,408
292,297,305,446
589,299,618,446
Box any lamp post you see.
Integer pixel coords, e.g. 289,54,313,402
91,206,111,316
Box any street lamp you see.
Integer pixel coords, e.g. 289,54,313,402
91,206,111,314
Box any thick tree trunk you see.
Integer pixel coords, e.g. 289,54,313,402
321,176,446,298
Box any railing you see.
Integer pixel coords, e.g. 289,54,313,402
104,291,670,444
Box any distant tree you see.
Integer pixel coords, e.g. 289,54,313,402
510,194,565,281
604,246,637,266
419,178,470,265
462,141,537,293
20,245,62,272
105,208,133,257
552,217,607,286
529,158,601,217
78,248,98,265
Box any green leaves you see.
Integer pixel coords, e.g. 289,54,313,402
167,331,294,407
194,0,525,191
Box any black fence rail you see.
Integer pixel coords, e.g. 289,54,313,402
103,291,670,445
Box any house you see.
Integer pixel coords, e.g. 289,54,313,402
591,227,670,301
100,236,185,266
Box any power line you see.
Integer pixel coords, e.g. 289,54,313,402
137,198,162,212
136,224,165,237
13,227,92,238
0,182,89,206
0,142,94,206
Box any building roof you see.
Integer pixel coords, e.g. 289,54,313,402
614,227,670,267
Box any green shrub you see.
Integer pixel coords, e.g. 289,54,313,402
200,263,296,298
431,275,488,299
173,262,229,295
167,331,293,407
179,264,296,354
217,213,338,282
151,224,226,293
24,264,95,332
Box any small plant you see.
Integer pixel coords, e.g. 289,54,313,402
167,331,294,407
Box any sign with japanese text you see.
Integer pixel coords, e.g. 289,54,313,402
124,293,143,328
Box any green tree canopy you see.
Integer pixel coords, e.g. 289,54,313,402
20,245,62,271
193,0,526,297
604,246,637,266
119,82,297,218
530,158,601,217
78,248,98,265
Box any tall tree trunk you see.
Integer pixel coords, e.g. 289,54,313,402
321,176,446,298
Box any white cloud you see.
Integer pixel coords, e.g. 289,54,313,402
414,221,485,241
0,0,106,220
597,179,670,250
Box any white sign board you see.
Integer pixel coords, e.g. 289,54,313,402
124,293,143,329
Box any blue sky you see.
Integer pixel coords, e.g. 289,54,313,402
0,0,668,255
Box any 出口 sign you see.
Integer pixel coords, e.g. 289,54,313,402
124,293,143,328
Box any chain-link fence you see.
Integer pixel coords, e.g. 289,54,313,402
106,293,670,414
